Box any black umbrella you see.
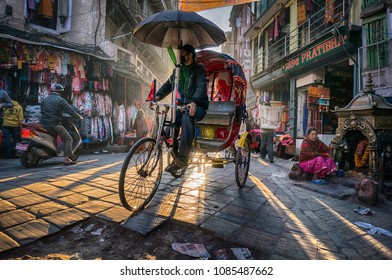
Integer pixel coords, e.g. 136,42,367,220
133,10,226,49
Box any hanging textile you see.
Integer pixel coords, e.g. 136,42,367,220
297,2,307,24
278,8,286,27
305,0,312,11
325,0,335,24
58,0,69,26
38,0,54,19
274,16,279,41
268,24,274,42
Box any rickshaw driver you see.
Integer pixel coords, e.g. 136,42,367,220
153,44,209,175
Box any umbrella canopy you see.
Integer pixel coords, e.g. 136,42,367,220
133,10,226,49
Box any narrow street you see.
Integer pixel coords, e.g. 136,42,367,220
1,151,391,260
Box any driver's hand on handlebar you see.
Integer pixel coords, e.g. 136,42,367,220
188,102,196,117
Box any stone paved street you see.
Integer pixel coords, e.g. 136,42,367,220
0,151,391,259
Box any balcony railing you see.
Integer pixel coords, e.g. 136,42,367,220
362,0,386,9
254,1,348,75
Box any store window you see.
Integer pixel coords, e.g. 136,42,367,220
364,15,388,69
25,0,73,34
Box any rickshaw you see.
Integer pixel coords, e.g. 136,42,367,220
118,50,251,211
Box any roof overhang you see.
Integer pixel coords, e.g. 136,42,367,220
0,25,115,61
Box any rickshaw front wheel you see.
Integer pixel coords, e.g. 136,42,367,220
235,138,251,188
118,137,163,211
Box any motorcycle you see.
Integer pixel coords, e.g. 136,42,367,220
15,115,82,168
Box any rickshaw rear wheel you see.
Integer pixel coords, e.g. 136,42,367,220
118,137,162,211
235,138,251,188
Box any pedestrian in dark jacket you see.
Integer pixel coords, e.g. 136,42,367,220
40,83,82,165
155,44,208,176
0,89,14,127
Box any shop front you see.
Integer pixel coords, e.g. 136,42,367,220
0,36,148,151
283,26,361,153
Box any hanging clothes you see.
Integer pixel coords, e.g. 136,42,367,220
274,16,279,41
325,0,335,24
268,24,274,42
278,8,286,27
297,2,307,24
305,0,312,11
38,0,54,19
58,0,69,26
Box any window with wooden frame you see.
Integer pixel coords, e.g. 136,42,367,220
364,15,388,69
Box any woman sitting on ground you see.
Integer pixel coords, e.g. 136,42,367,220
299,127,336,184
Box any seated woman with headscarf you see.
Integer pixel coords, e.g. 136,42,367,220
299,127,336,184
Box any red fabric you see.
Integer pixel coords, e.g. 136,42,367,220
299,156,336,179
299,137,330,163
146,79,156,101
213,79,230,101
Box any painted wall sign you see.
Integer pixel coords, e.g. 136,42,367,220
284,34,348,71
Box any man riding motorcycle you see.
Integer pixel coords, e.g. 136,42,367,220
40,83,83,165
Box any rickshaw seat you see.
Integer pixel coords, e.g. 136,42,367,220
197,101,235,126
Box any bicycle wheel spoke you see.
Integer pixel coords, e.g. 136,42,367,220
119,138,162,211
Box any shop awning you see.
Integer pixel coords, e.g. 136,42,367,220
0,25,115,61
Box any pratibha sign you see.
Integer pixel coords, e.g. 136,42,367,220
284,33,348,71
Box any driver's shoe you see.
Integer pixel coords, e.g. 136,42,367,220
64,157,76,165
164,157,187,177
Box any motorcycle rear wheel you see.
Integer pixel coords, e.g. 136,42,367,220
20,148,40,168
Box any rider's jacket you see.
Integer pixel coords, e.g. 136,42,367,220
156,63,209,110
40,93,82,126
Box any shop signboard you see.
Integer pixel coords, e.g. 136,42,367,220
284,30,349,73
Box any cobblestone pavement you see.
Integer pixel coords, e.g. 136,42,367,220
0,151,391,260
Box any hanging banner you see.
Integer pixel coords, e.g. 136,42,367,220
179,0,259,12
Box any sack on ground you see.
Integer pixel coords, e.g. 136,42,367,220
288,162,303,180
355,178,378,206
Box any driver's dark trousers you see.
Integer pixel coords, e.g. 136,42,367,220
172,106,206,163
51,124,73,158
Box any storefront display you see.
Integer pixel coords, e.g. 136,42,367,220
0,39,141,148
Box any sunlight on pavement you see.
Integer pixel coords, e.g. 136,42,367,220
249,174,339,259
315,198,391,258
258,158,271,167
0,173,34,183
152,168,208,224
74,159,99,164
62,160,123,179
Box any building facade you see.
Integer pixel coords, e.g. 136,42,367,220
241,0,364,153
